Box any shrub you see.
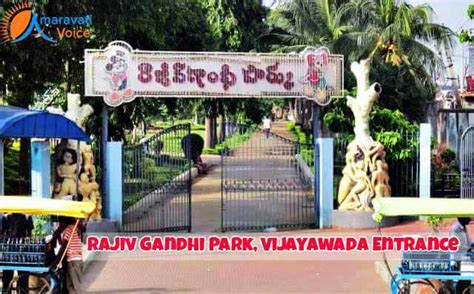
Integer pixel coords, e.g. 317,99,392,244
287,121,296,131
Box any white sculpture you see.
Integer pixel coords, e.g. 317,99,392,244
337,59,391,211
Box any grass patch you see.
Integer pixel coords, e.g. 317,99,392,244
202,127,254,155
287,122,314,171
123,161,188,210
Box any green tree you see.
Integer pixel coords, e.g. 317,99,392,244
0,0,215,192
200,0,268,148
260,0,452,127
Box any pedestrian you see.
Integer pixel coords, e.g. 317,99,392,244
1,213,33,292
449,217,472,293
58,217,85,294
262,116,272,139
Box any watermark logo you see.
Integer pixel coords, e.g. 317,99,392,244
0,1,92,44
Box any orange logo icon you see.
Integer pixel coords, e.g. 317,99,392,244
1,2,56,43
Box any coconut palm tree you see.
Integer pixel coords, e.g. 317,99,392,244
261,0,354,53
259,0,454,132
262,0,453,76
350,0,452,75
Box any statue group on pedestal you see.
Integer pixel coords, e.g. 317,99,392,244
337,59,392,211
49,94,102,219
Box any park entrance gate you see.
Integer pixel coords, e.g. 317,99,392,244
220,125,316,231
122,124,192,232
84,41,343,232
461,126,474,199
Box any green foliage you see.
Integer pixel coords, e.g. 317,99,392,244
32,216,50,236
261,0,450,123
425,216,443,233
300,149,314,168
469,4,474,19
203,127,255,154
431,144,460,188
287,123,314,167
459,30,473,44
323,94,419,160
290,125,311,145
203,0,267,51
287,121,296,131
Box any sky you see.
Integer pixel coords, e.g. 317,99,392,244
408,0,473,88
262,0,473,89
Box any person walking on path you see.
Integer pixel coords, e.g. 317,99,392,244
262,116,272,139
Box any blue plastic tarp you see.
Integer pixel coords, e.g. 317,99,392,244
0,106,90,141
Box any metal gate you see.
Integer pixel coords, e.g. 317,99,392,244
461,126,474,199
122,124,192,232
221,126,316,232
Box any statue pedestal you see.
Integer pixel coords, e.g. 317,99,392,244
332,209,399,229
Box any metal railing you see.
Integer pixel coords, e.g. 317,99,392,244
461,126,474,199
122,124,191,232
334,129,420,203
221,127,315,231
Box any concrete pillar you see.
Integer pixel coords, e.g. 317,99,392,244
105,142,123,227
317,138,334,229
31,140,51,198
419,123,431,198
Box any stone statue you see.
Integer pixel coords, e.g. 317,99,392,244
337,59,391,211
78,145,102,220
54,148,78,199
49,93,102,219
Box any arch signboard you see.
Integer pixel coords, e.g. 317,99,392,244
85,41,344,107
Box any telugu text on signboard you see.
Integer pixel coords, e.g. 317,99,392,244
85,41,344,107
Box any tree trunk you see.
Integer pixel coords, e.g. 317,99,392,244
204,116,212,149
141,121,146,138
217,114,225,144
302,100,313,131
211,116,217,147
194,111,199,125
131,125,137,143
288,99,295,121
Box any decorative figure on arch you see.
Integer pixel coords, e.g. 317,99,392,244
301,47,330,101
104,48,134,106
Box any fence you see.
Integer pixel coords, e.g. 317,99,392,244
221,126,315,231
122,124,191,232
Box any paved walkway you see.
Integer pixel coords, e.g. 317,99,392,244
191,121,305,233
191,155,222,233
269,120,294,141
82,259,386,293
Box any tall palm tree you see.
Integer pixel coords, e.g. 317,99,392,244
261,0,353,53
350,0,452,73
261,0,453,76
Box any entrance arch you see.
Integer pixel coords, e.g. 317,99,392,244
85,41,343,232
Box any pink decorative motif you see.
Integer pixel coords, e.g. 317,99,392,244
105,48,135,105
301,48,330,101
